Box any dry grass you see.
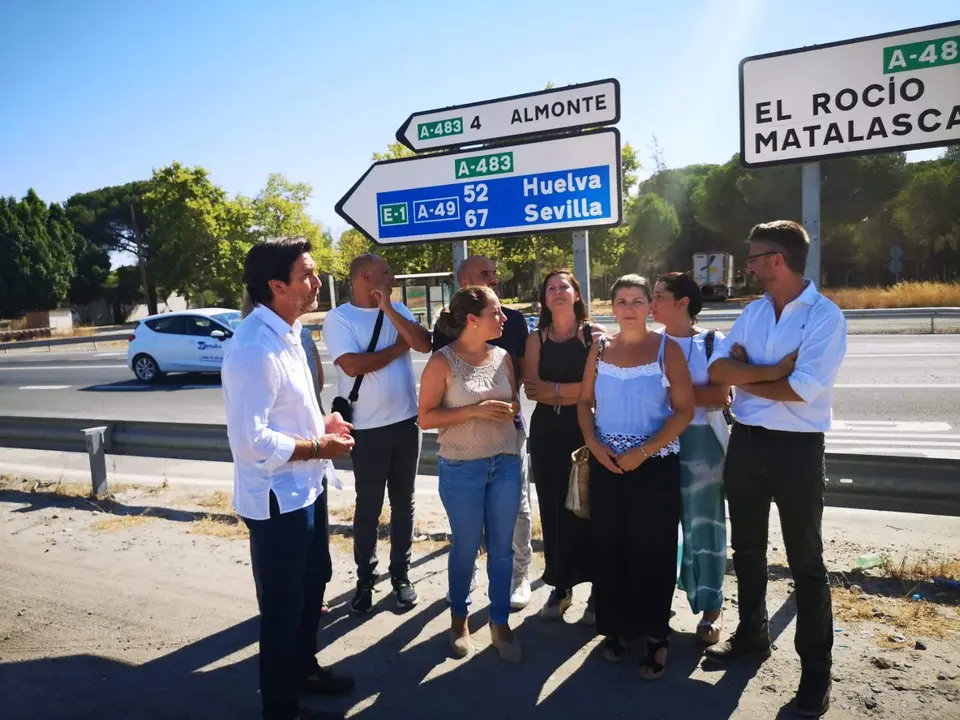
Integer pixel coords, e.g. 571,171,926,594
68,325,97,338
194,491,233,512
90,514,153,532
831,587,960,639
825,281,960,310
189,513,249,540
882,555,960,584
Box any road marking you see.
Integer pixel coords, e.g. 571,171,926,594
88,384,218,391
18,385,71,390
0,364,127,371
94,352,126,357
835,383,960,389
845,353,960,358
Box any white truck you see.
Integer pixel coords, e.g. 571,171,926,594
692,252,735,300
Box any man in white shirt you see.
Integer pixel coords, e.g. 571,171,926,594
323,253,432,614
706,221,847,718
223,238,356,720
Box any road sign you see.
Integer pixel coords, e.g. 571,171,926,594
889,258,903,280
890,245,904,260
336,129,622,246
740,21,960,167
396,79,620,152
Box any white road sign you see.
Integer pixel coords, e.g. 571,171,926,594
336,129,622,245
740,21,960,167
396,79,620,152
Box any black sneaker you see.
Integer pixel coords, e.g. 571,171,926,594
796,672,831,717
393,578,419,608
350,582,375,614
703,628,772,664
300,667,356,696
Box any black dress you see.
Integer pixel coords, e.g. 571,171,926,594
529,323,594,592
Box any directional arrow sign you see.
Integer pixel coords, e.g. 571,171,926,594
336,129,621,246
396,79,620,152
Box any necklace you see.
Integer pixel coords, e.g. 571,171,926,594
549,322,578,342
668,329,695,365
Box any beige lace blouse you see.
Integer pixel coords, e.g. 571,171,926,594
436,345,519,461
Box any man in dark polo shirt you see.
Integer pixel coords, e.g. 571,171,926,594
707,221,847,717
432,255,533,610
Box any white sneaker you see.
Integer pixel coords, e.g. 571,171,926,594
509,578,532,610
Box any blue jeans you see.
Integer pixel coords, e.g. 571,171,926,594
439,453,522,625
243,490,331,720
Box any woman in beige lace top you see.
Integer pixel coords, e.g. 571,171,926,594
418,286,523,663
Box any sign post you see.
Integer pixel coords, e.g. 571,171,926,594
573,230,591,309
802,162,821,286
336,129,622,246
452,241,468,288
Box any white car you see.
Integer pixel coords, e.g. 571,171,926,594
127,308,242,382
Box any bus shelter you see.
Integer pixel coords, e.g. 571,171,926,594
390,272,454,328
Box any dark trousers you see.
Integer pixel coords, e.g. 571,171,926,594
725,422,833,673
590,453,681,641
530,443,592,591
351,416,421,584
244,490,331,720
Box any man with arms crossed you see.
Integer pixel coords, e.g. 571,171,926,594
324,254,432,613
432,255,535,610
706,221,847,717
224,238,356,720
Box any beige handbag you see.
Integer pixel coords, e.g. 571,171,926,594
566,446,591,519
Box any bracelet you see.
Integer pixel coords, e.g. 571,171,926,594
311,439,320,459
639,445,650,459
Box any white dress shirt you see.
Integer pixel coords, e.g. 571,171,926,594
222,304,335,521
708,281,847,433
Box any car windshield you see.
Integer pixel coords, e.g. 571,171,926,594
211,311,242,330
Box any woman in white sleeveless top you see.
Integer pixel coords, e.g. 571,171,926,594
419,286,523,663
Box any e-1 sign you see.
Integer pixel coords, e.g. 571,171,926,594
740,21,960,167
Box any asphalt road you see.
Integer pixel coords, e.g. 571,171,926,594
1,333,959,459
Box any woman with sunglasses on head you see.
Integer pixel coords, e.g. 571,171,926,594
578,274,694,680
418,286,523,663
652,272,731,647
523,270,605,623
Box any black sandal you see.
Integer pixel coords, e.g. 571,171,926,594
638,637,669,681
602,636,626,663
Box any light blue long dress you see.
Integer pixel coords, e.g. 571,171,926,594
669,330,728,614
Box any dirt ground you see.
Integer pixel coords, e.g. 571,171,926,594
1,477,958,720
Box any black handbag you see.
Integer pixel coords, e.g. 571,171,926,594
331,310,384,425
705,329,734,426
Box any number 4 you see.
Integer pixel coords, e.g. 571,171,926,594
470,116,481,130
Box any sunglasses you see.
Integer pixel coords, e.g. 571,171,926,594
745,251,781,263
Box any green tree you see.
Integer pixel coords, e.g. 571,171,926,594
0,190,77,316
143,163,254,307
627,192,680,275
251,174,337,273
65,181,158,314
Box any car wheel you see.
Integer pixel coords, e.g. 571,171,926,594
133,354,162,383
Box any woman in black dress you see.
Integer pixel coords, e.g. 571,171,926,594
524,269,605,622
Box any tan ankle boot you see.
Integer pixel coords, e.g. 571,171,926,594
489,622,522,664
449,617,472,658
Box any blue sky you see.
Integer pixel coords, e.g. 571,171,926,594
1,0,956,244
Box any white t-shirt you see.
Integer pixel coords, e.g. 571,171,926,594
666,329,726,426
323,302,419,431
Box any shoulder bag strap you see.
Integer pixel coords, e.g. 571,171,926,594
347,309,385,403
705,329,716,360
582,321,593,349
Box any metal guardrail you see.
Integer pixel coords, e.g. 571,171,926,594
1,307,958,353
1,415,958,516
